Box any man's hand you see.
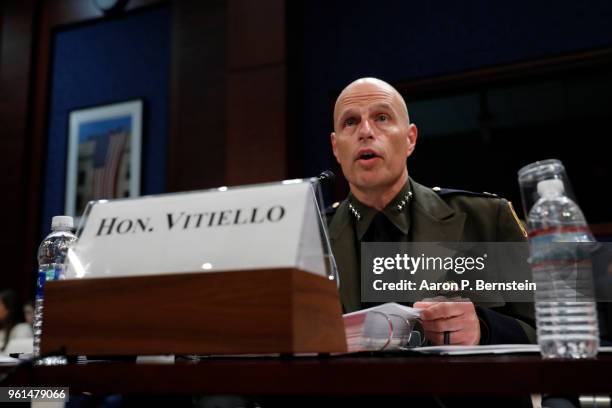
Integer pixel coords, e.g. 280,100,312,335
413,300,481,345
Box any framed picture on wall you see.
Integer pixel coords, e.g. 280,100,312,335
65,99,143,217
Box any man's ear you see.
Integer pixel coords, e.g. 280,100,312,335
406,124,418,157
331,132,339,161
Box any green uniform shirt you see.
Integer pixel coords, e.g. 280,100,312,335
328,178,536,344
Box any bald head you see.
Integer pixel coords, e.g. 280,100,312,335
333,77,410,130
330,77,418,210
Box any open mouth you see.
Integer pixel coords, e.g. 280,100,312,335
356,150,381,162
360,152,377,160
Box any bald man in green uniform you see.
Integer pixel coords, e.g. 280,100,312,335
328,77,535,345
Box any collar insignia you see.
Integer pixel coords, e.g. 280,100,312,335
348,190,413,221
395,191,413,212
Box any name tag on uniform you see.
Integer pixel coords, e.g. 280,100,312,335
66,180,328,279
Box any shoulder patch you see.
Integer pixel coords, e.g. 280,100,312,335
507,201,528,238
433,187,498,198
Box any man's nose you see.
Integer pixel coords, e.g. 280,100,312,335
357,118,374,141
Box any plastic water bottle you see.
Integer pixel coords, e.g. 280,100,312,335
528,179,599,358
34,216,78,363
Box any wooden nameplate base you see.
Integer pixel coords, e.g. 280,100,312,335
40,268,347,355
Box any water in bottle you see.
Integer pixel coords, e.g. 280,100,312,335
528,178,599,358
34,215,78,364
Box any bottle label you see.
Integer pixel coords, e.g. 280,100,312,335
529,228,593,263
528,228,596,302
528,226,591,242
36,264,65,299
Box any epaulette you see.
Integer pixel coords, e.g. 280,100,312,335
432,186,499,198
433,186,528,238
324,201,341,217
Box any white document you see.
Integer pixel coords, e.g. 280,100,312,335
0,353,19,365
413,344,540,355
413,344,612,355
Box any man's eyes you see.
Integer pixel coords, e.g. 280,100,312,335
344,117,357,127
343,114,389,127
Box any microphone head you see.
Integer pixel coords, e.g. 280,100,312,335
317,170,336,183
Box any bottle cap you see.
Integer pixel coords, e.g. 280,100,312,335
537,178,565,197
51,215,74,230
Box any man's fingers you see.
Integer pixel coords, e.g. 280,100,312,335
421,315,469,333
416,301,481,345
424,330,456,345
418,302,466,321
413,301,433,310
424,329,476,345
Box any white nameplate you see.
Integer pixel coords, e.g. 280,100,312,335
66,181,327,279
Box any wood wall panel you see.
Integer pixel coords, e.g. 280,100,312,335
0,0,36,297
227,0,285,70
227,65,286,184
167,0,227,192
226,0,287,186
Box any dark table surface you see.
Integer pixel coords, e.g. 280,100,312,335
2,353,612,396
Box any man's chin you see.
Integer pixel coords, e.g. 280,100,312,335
350,175,389,191
348,171,407,193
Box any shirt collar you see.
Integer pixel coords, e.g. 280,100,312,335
348,181,413,240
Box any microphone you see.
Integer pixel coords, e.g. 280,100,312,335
316,170,335,183
312,170,340,286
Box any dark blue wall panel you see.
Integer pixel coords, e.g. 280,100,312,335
42,7,170,235
297,0,612,179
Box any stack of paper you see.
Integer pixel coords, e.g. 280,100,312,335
413,344,612,355
343,303,421,352
413,344,540,355
0,353,19,365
